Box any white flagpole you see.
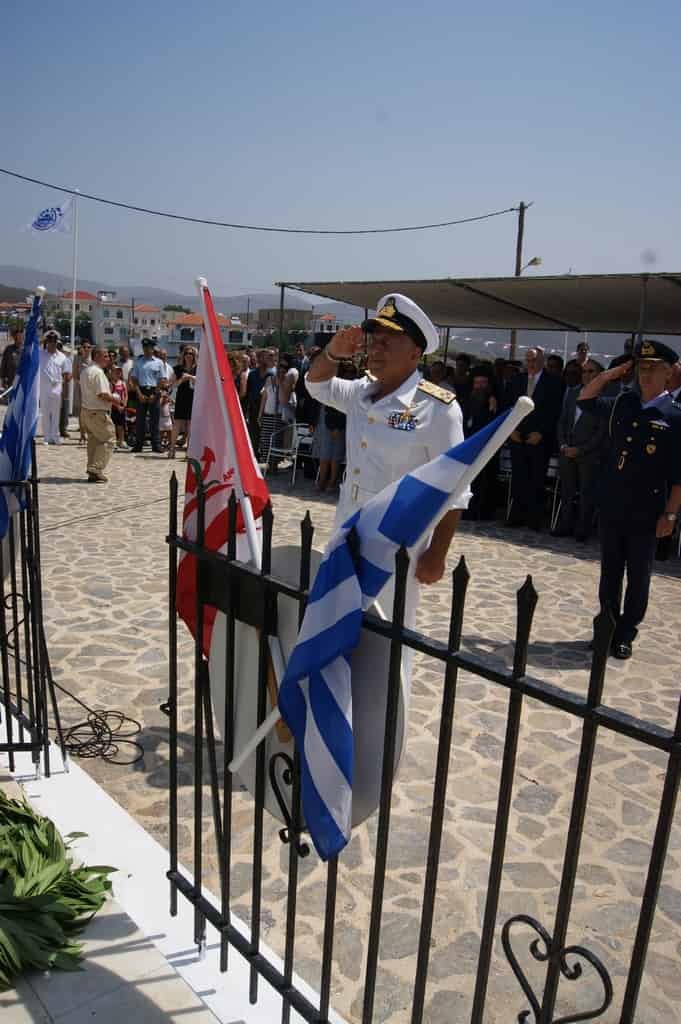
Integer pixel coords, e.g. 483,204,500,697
69,192,78,352
195,277,262,570
68,194,79,416
228,394,536,775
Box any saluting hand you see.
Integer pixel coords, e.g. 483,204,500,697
605,360,633,380
328,326,365,358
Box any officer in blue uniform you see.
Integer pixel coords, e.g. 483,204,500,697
578,338,681,659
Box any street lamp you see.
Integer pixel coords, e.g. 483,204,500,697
521,256,543,271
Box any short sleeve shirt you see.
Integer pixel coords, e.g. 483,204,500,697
132,355,166,388
80,364,112,411
39,350,67,398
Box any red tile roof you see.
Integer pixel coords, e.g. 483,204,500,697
134,304,161,313
165,312,237,328
62,290,98,300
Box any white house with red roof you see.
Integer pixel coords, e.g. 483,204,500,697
54,290,98,315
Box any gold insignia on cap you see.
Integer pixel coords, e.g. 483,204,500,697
377,298,397,319
641,341,655,356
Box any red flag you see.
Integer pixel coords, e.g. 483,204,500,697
176,281,270,654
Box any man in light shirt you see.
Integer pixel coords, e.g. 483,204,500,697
39,331,71,445
80,347,120,482
130,339,167,453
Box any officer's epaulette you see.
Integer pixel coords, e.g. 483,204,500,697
417,380,455,404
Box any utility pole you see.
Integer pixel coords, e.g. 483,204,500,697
508,201,526,361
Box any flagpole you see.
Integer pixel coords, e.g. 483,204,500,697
228,394,536,775
195,277,262,570
68,193,79,417
70,195,78,349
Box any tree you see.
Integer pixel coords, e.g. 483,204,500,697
53,311,92,341
163,304,192,314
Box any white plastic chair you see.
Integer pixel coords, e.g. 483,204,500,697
265,422,303,486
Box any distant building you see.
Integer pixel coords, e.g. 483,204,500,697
132,304,163,340
54,290,98,315
257,307,312,331
93,295,132,347
311,312,342,335
163,312,254,356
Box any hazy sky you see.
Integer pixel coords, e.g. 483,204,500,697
1,0,679,297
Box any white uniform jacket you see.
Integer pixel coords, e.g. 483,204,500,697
306,369,471,525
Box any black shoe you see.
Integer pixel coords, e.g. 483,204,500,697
551,527,573,538
611,641,633,660
131,447,143,453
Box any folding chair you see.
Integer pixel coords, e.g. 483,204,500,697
264,423,302,486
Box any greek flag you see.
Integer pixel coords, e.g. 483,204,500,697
0,293,41,539
278,407,517,860
30,196,73,234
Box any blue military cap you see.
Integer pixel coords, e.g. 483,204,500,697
634,338,678,364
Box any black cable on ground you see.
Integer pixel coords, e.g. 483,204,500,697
51,679,145,766
2,644,146,767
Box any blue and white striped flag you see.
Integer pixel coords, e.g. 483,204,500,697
278,406,520,860
0,292,42,539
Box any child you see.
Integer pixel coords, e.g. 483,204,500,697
110,366,128,450
159,382,173,450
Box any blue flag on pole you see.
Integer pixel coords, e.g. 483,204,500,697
278,408,513,860
0,292,41,539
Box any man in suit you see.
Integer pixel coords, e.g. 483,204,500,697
504,346,564,529
462,365,499,519
552,359,608,541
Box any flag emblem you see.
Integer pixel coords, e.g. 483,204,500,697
29,196,73,234
32,207,62,231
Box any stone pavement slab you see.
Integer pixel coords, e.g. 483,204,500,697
0,769,220,1023
22,435,681,1023
0,894,220,1024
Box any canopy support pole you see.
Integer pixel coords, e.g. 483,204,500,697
509,201,526,361
279,284,285,348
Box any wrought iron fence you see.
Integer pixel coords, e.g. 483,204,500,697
166,475,680,1024
0,453,65,776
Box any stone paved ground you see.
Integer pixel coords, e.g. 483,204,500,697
27,435,681,1023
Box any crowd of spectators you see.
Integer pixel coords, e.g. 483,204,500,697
273,337,668,549
4,322,678,549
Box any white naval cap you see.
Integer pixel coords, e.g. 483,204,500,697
363,293,440,355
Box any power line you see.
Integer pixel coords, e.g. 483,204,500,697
0,166,519,236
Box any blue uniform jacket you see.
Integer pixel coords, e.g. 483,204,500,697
578,391,681,532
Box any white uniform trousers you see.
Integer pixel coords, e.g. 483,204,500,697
41,394,62,443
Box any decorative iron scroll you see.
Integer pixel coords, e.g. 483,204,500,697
501,914,614,1024
269,752,310,858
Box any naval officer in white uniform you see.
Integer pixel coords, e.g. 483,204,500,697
306,293,470,586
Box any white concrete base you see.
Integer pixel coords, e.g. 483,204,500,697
0,735,345,1024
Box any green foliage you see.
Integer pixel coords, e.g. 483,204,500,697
163,304,192,313
52,312,92,341
0,792,115,991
